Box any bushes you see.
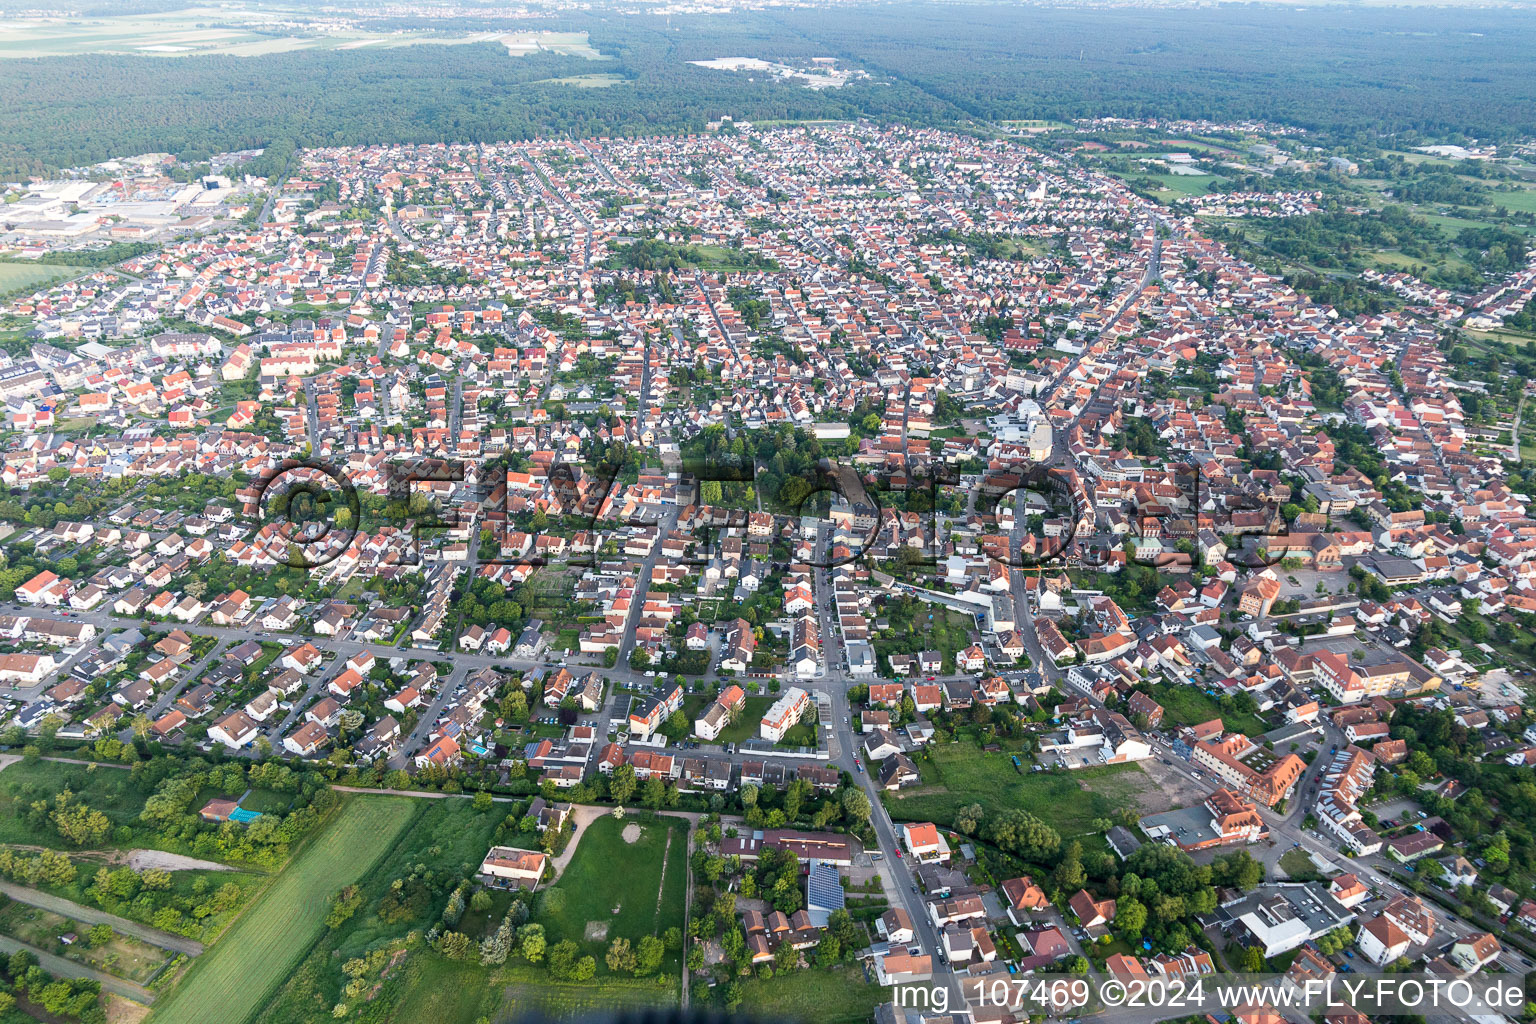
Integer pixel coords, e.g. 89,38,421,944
0,949,103,1024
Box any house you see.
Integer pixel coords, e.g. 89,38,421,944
283,720,330,757
384,686,422,713
1382,894,1435,945
1022,926,1071,961
759,686,810,742
864,729,903,761
877,752,920,790
479,847,548,889
695,684,745,741
1138,788,1266,850
1000,876,1051,923
901,822,949,863
525,797,570,833
1357,915,1410,966
416,735,462,769
0,653,54,685
877,907,914,944
208,709,259,749
1328,874,1370,910
1449,932,1501,973
282,642,322,673
1068,888,1116,935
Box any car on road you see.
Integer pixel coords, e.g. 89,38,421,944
911,884,917,893
895,849,902,859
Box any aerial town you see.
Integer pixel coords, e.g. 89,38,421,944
0,114,1533,1024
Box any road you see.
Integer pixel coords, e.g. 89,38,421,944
390,659,468,769
809,523,969,1010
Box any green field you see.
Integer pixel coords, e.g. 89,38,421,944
149,795,417,1024
0,760,150,846
736,963,890,1024
540,813,687,973
1148,683,1266,736
0,262,91,295
884,744,1155,840
1143,171,1220,196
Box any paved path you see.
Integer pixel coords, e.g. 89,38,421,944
0,935,155,1004
0,880,203,955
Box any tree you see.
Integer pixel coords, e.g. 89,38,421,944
1211,850,1263,891
635,934,665,975
1052,841,1086,892
472,791,494,813
606,937,637,973
609,764,637,806
87,923,113,948
642,775,667,809
438,931,472,961
952,802,984,835
548,939,581,979
1114,897,1147,940
519,923,546,963
983,809,1060,860
841,787,871,826
1241,945,1264,973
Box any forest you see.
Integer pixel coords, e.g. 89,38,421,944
3,4,1536,174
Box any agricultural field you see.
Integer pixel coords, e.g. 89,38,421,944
0,900,174,984
539,813,687,973
0,262,91,295
884,744,1159,840
150,794,416,1024
252,797,503,1023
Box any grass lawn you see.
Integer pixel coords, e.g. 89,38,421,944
1148,683,1266,736
237,788,293,814
1143,171,1219,196
1278,848,1324,881
150,794,417,1024
540,813,687,975
885,745,1155,840
711,696,776,746
736,964,890,1024
776,721,819,748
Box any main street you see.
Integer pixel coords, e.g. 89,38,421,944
810,521,970,1012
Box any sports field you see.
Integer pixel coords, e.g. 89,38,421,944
148,795,416,1024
